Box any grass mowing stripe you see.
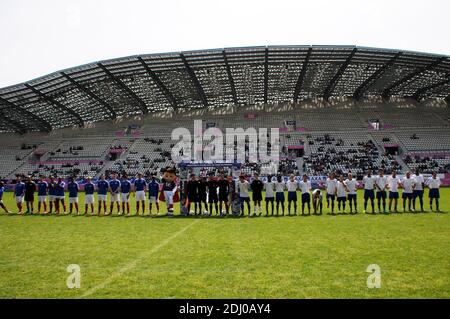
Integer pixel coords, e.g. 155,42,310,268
79,220,199,298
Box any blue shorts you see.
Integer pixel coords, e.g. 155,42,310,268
347,194,357,201
364,189,375,200
389,191,399,199
376,190,386,199
429,189,440,199
276,192,285,202
413,190,424,198
288,191,297,202
301,193,310,203
326,193,335,200
337,196,346,202
265,196,274,202
402,192,413,199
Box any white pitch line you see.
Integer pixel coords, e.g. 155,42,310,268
80,220,199,298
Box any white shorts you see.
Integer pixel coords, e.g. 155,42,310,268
69,197,78,204
15,196,24,204
121,193,130,203
48,195,55,201
136,190,146,202
110,193,120,202
164,191,174,205
38,196,47,202
57,195,65,200
149,196,158,203
85,194,94,204
98,194,107,201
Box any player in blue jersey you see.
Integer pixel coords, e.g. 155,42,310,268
37,175,48,214
148,175,160,215
48,176,56,214
96,175,109,215
84,176,95,215
107,173,121,216
120,174,131,216
133,173,147,216
67,177,79,215
0,181,11,213
14,176,25,214
55,177,66,215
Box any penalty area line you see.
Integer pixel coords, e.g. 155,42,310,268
79,220,200,298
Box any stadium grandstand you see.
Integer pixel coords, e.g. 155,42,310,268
0,45,449,183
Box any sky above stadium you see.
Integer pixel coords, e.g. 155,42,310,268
0,0,449,88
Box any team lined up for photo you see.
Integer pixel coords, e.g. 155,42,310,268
0,169,442,216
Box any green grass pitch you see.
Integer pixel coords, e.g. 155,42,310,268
0,189,449,298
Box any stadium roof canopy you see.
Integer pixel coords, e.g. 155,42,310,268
0,45,449,134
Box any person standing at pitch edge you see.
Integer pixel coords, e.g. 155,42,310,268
336,175,348,214
37,175,48,214
67,177,79,215
207,174,219,216
298,174,311,215
264,175,275,216
107,173,121,216
84,177,95,215
287,174,298,215
119,174,132,216
387,170,400,213
96,175,109,215
412,169,425,212
427,172,441,212
237,174,251,216
326,172,337,215
375,169,388,214
217,173,230,216
186,174,199,215
148,175,160,215
133,173,147,216
401,171,415,212
250,172,264,216
274,175,286,216
363,170,376,214
344,173,358,214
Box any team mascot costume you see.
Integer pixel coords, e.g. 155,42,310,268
159,166,180,215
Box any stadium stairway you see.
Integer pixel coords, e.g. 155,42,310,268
393,155,411,173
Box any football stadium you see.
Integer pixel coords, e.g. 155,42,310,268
0,45,449,299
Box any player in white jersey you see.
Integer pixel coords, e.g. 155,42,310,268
237,175,251,216
375,169,388,214
298,174,311,215
401,171,415,212
336,175,349,214
275,175,286,216
312,188,323,215
325,172,338,214
344,173,358,214
426,172,441,212
287,174,298,215
412,169,425,211
264,175,275,216
387,170,400,213
363,169,376,214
